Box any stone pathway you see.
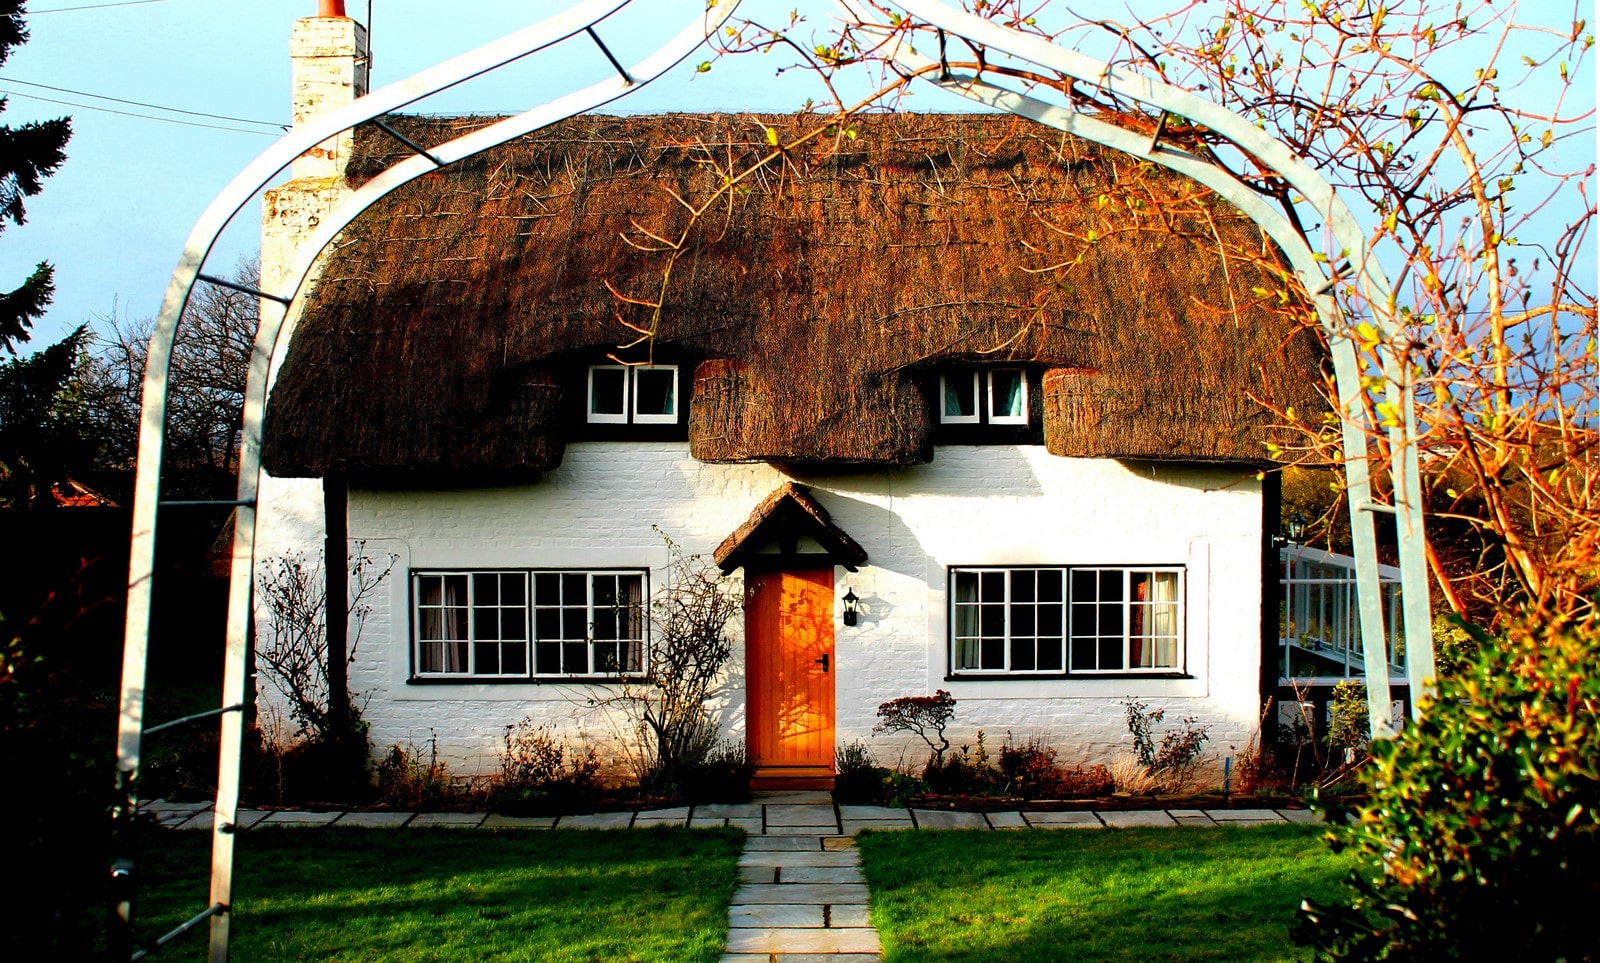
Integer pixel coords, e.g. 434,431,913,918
143,795,1319,959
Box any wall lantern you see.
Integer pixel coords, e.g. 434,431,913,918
842,587,859,626
1287,511,1308,544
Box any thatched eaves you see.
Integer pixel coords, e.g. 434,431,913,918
715,482,868,574
261,112,1327,477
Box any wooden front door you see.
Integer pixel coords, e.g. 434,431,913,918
746,569,836,771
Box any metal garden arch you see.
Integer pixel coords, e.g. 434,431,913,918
113,2,1432,959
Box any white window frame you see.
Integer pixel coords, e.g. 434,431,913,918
948,565,1185,676
587,364,679,425
412,568,647,680
939,372,981,424
986,368,1029,424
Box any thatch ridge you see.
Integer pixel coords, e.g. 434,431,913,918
262,112,1327,476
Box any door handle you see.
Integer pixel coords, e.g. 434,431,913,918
815,653,830,673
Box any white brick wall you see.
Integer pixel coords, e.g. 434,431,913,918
255,443,1266,780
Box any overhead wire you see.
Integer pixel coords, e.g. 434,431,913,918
0,76,283,127
28,0,174,13
0,89,279,135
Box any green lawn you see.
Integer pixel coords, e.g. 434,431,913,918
857,824,1352,963
134,826,745,962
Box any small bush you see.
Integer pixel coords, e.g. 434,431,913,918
1294,610,1600,961
874,690,956,769
675,740,755,804
375,734,458,811
924,730,1003,795
488,720,602,816
1122,698,1212,791
834,740,892,805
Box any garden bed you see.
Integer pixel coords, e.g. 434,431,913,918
902,792,1346,812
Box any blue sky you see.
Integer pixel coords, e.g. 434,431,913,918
0,0,1593,351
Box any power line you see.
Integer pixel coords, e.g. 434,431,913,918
0,76,283,127
0,89,278,136
28,0,174,13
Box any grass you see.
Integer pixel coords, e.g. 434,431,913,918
857,824,1353,962
134,826,745,962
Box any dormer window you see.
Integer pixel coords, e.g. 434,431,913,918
588,364,678,425
941,368,1028,425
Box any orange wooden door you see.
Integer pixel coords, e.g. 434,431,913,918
746,569,836,769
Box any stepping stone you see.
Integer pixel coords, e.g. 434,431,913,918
779,866,865,884
409,812,485,828
1100,810,1178,828
911,809,989,829
767,825,841,836
635,807,691,824
829,903,873,927
729,904,826,928
740,850,859,868
338,811,414,828
697,803,762,819
986,811,1029,829
1206,809,1286,824
481,814,555,829
842,819,913,836
1024,811,1103,829
740,865,781,884
837,805,902,820
261,810,341,826
688,816,729,828
723,927,882,954
732,883,870,904
232,810,270,830
726,816,763,833
752,790,833,804
1169,810,1215,827
747,836,825,851
720,956,882,963
822,836,858,851
172,812,212,830
558,812,633,829
1279,809,1321,824
765,804,838,827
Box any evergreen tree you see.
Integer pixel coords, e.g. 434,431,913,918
0,0,70,355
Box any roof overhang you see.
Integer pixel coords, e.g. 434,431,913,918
714,482,868,574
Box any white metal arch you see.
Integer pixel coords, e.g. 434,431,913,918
114,2,1433,959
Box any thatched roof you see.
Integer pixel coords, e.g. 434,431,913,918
715,482,868,573
262,112,1327,477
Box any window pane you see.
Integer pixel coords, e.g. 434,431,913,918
1012,606,1036,636
501,574,526,605
562,608,586,640
942,374,977,419
589,366,626,416
990,369,1025,420
1070,638,1096,670
474,607,499,639
563,640,588,673
954,570,979,603
1011,637,1036,671
1098,637,1124,670
981,636,1005,669
475,642,500,675
634,367,677,418
535,640,560,674
980,571,1005,598
502,644,527,675
1010,570,1035,602
593,606,618,641
593,575,617,608
980,604,1005,638
562,573,584,599
1038,605,1063,637
1037,639,1064,671
535,608,559,639
418,575,442,606
1038,569,1063,602
501,609,526,640
535,573,559,605
474,572,499,604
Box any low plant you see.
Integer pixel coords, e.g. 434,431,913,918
488,719,602,816
924,729,1002,796
676,740,755,804
1295,609,1600,961
1108,751,1161,795
874,689,956,769
1122,698,1212,792
375,732,458,811
834,739,893,805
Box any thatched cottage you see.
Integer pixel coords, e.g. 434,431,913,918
254,15,1324,785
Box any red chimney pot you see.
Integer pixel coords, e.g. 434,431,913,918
318,1,347,17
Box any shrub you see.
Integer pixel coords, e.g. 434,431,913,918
1294,610,1600,961
923,729,1002,795
1122,698,1212,791
998,737,1116,798
675,740,755,804
375,733,458,811
874,689,956,768
834,740,892,805
489,720,602,815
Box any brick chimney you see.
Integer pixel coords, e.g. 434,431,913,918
261,9,370,293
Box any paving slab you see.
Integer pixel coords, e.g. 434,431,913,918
740,865,781,884
409,812,486,828
911,809,990,829
635,806,691,821
1206,809,1286,823
729,904,826,928
830,903,873,927
141,799,209,814
780,866,866,884
1170,811,1216,827
842,820,913,836
724,927,882,954
1279,809,1321,824
768,956,882,963
634,814,690,827
838,805,903,820
732,883,870,904
740,850,859,868
697,803,762,818
752,790,833,804
822,836,860,850
232,809,271,830
1100,810,1178,828
481,814,555,829
1023,811,1103,828
689,816,729,829
986,811,1029,829
768,815,844,831
765,804,838,827
747,836,825,851
726,816,763,834
558,811,634,829
172,812,213,829
337,811,414,828
260,810,341,826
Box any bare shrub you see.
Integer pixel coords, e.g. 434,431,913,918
874,689,956,769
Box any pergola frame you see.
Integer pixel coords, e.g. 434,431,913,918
111,2,1432,960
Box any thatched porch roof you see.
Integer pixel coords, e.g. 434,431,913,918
261,112,1327,478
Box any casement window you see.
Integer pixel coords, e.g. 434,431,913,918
939,368,1028,425
413,570,645,680
588,364,678,425
950,566,1184,676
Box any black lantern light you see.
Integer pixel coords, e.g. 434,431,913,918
842,587,859,626
1288,511,1308,544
